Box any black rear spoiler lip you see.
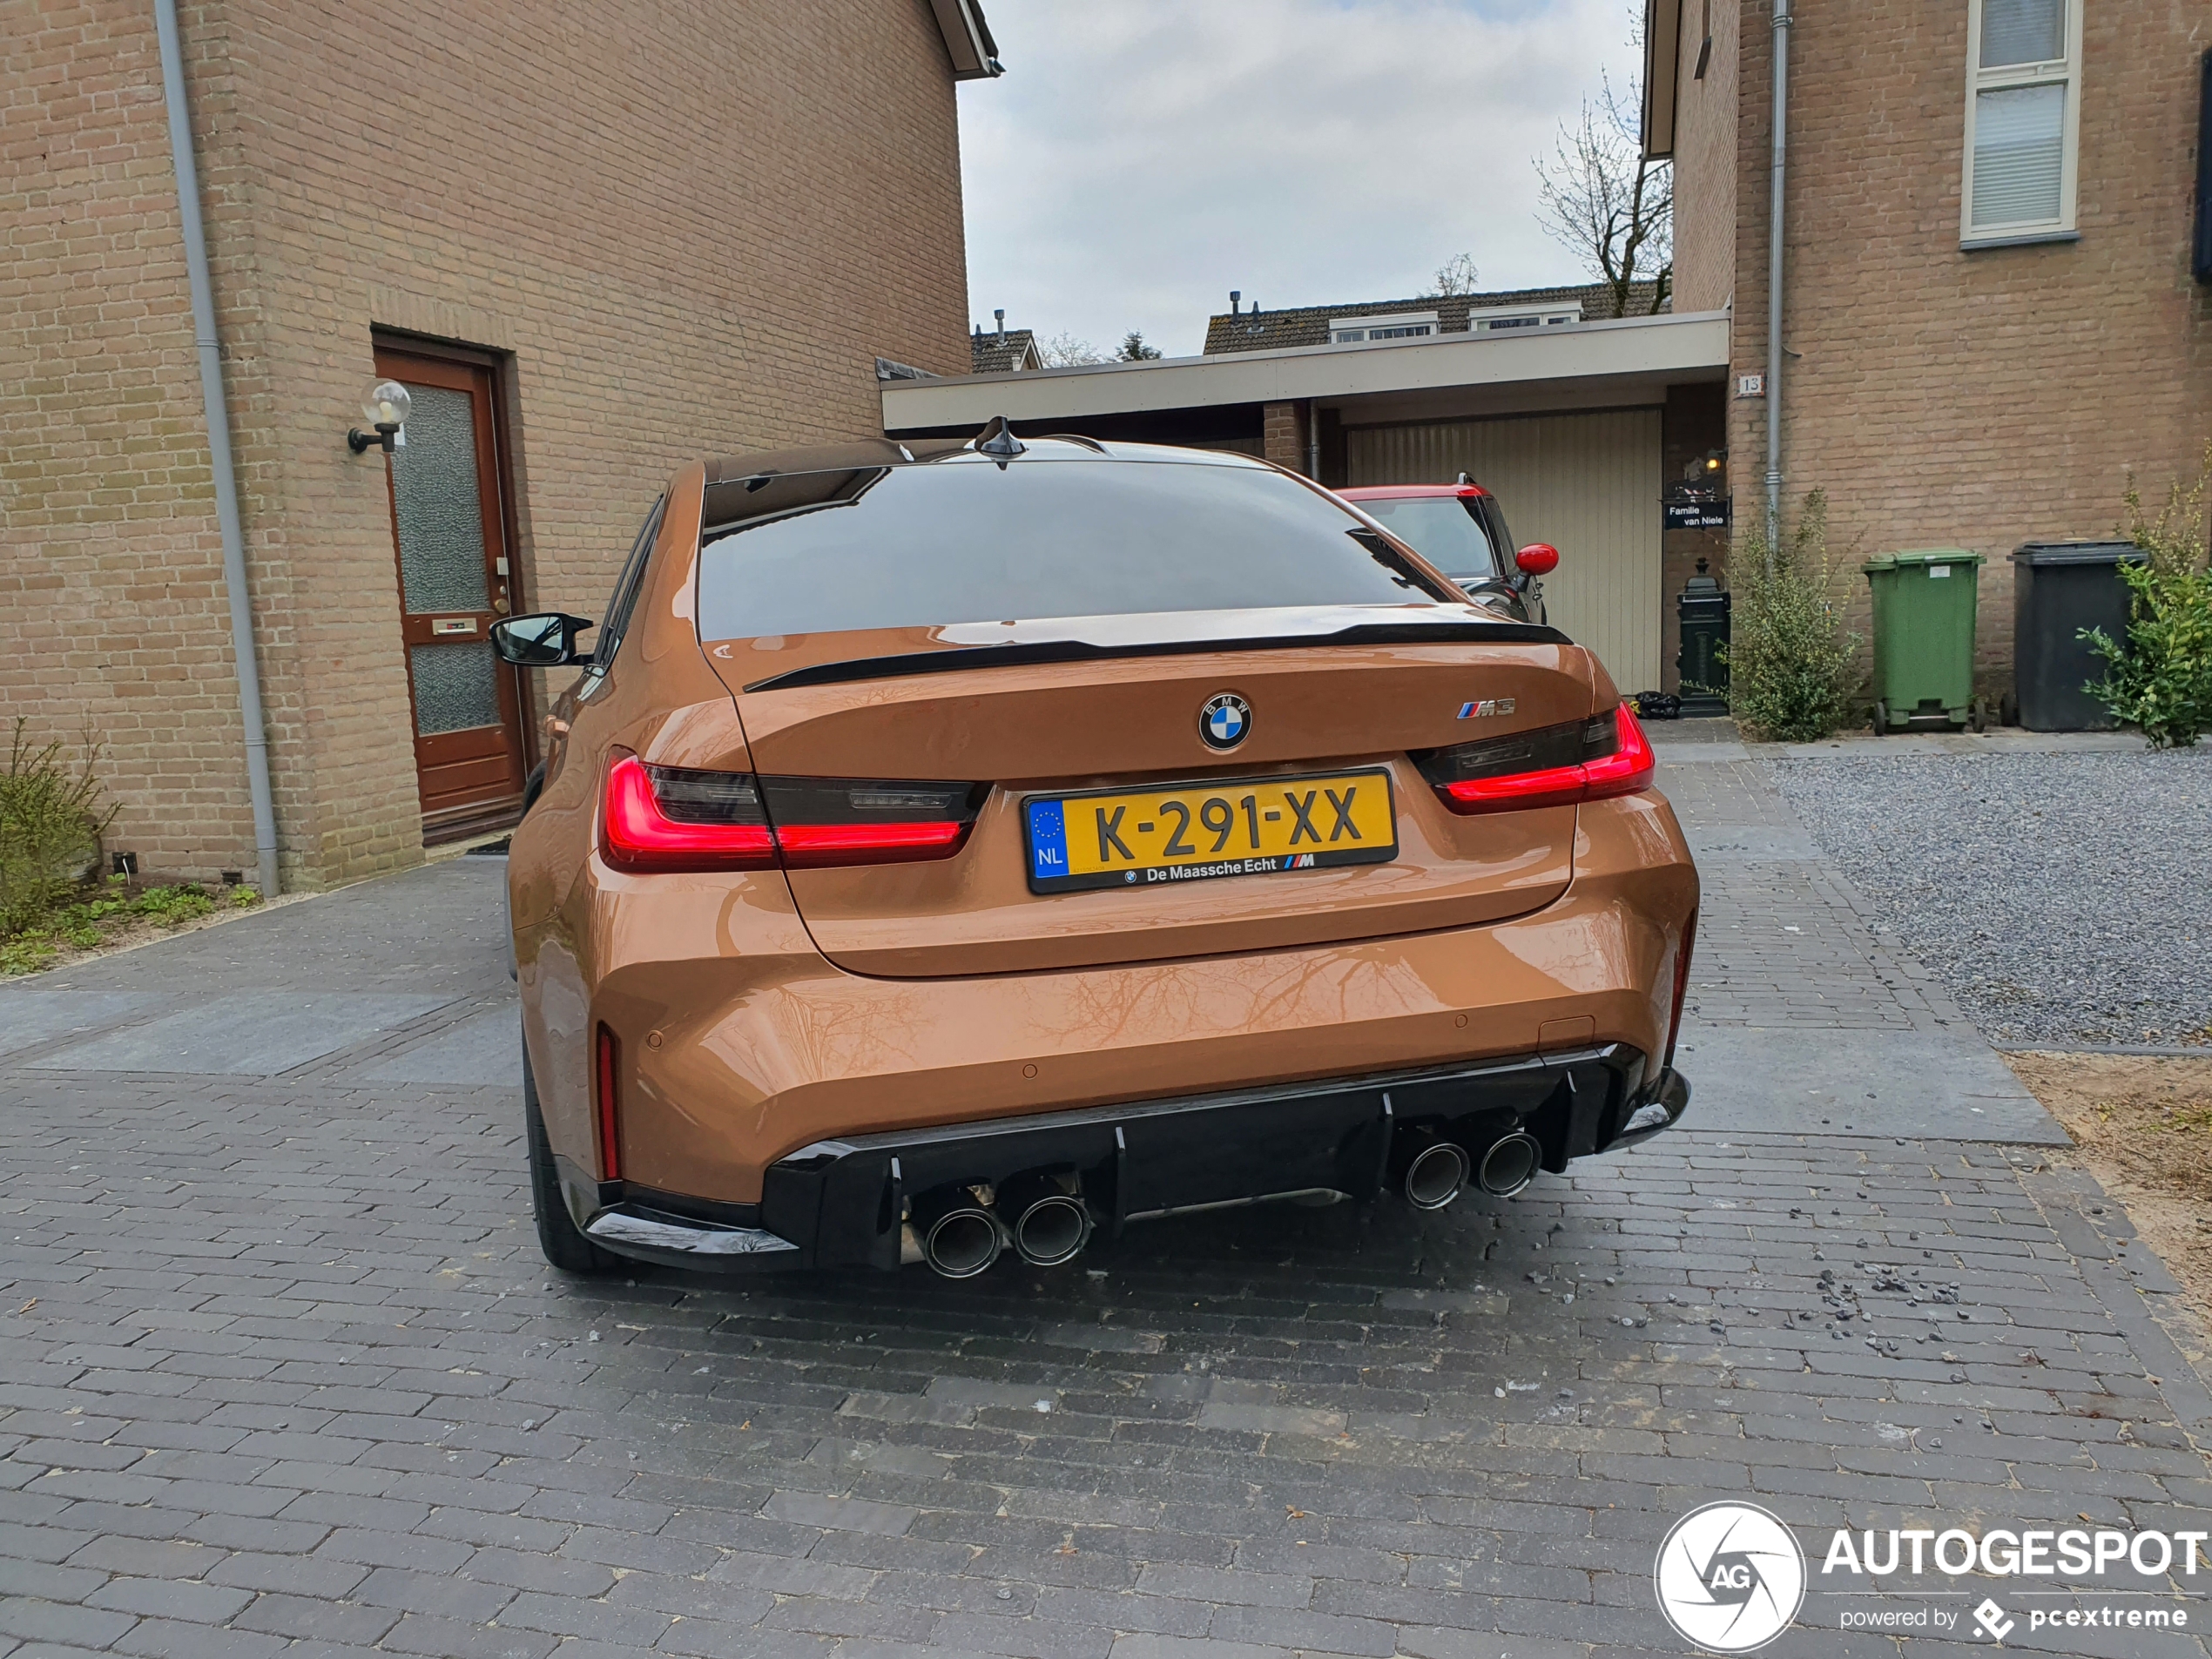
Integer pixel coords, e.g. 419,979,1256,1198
738,621,1572,694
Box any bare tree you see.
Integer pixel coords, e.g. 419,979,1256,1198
1534,66,1671,319
1038,331,1104,368
1427,253,1480,297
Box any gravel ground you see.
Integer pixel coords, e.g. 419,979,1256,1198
1775,746,2212,1048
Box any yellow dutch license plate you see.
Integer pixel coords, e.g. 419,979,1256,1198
1023,769,1397,894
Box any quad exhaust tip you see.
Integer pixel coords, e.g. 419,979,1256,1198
1402,1141,1470,1211
1477,1131,1542,1198
1012,1195,1091,1266
923,1206,1004,1278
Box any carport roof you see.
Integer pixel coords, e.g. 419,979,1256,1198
880,308,1732,435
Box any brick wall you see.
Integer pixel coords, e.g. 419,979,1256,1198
1263,401,1311,474
1717,0,2212,694
1669,0,1740,314
1,0,260,881
3,0,973,887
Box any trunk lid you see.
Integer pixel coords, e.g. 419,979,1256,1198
702,617,1597,977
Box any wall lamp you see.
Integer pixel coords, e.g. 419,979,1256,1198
348,379,411,453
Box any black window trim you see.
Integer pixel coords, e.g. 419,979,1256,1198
582,495,667,690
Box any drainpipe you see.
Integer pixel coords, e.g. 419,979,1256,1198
1306,401,1320,482
154,0,280,898
1764,0,1793,566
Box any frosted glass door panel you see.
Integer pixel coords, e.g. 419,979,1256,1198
390,384,491,616
408,644,501,735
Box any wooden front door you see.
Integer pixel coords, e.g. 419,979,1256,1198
376,347,529,840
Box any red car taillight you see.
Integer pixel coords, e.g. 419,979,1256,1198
1414,704,1656,813
759,778,977,867
602,756,775,870
599,755,980,873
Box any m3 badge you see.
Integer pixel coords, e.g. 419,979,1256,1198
1457,698,1516,719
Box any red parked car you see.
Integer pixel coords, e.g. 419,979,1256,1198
1339,480,1556,626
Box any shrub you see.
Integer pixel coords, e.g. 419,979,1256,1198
0,719,114,938
1717,490,1861,742
2085,450,2212,749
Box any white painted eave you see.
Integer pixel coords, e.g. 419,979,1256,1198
881,310,1732,432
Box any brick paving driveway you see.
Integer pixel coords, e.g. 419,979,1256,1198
3,755,2209,1658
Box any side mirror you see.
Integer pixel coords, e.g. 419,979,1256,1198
490,612,595,667
1515,543,1561,577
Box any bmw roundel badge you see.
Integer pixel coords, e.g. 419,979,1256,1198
1198,692,1251,751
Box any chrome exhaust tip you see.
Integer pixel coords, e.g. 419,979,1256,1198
1402,1140,1470,1211
923,1207,1004,1278
1477,1130,1542,1197
1012,1194,1091,1266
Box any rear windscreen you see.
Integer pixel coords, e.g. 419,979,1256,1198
694,457,1459,640
1352,496,1501,580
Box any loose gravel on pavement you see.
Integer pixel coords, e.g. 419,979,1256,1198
1775,747,2212,1048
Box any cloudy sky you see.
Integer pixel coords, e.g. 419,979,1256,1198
955,0,1643,361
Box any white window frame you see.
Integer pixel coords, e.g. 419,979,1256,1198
1329,310,1439,345
1466,304,1582,334
1960,0,2083,246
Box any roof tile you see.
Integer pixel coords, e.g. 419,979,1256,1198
1202,280,1668,355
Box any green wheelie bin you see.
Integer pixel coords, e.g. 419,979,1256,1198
1862,549,1986,732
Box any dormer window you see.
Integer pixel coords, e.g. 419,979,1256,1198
1467,305,1582,334
1329,311,1439,344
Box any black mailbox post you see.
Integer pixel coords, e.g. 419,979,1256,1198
1676,559,1731,718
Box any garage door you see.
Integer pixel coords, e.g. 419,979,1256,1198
1345,408,1663,692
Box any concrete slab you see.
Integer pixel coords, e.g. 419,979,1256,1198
0,989,165,1058
28,991,453,1075
1676,1022,2067,1144
9,856,513,1008
1651,740,1752,763
360,1001,519,1085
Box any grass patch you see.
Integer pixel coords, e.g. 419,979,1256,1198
0,876,260,976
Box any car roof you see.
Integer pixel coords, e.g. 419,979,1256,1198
698,437,1281,540
704,435,1266,488
1336,482,1489,501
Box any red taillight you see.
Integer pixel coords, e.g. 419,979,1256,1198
1665,911,1696,1068
594,1022,621,1181
602,755,775,871
599,755,978,873
1425,704,1655,814
1581,703,1657,801
777,821,967,867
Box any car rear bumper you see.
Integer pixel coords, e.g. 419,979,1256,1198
563,1045,1690,1273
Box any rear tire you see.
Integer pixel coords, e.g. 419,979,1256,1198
523,1035,620,1275
1871,699,1890,733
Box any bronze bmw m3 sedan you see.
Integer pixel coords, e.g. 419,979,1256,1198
493,428,1698,1278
